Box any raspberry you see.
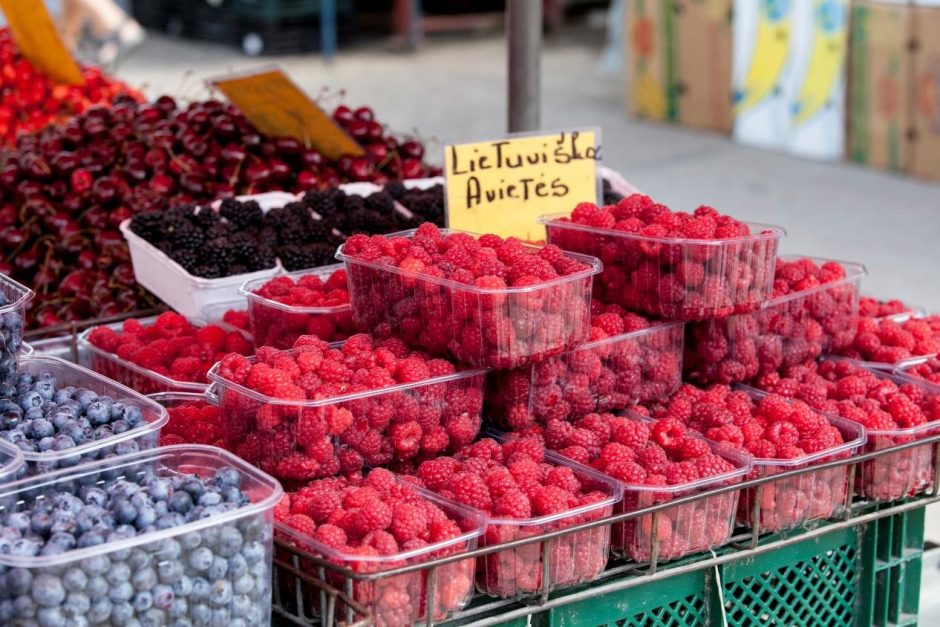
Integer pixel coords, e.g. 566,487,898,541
285,514,317,535
544,466,581,493
652,418,686,451
530,485,574,516
448,472,492,512
389,503,428,543
596,443,637,469
313,524,348,549
605,461,647,483
665,461,700,485
676,437,711,460
494,490,532,518
636,443,670,473
609,418,650,449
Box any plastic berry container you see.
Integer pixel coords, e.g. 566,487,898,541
201,301,254,343
685,258,866,384
275,480,486,625
485,321,685,429
337,228,602,369
541,215,784,321
148,392,229,449
205,351,486,482
0,273,34,387
476,443,621,600
240,264,355,350
78,317,211,395
0,438,23,484
609,416,750,563
0,444,282,626
734,390,866,533
12,355,168,477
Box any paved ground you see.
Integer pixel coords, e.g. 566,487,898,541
116,27,940,544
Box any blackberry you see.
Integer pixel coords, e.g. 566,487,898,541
266,203,312,247
219,199,264,230
384,182,406,200
191,264,222,279
129,212,166,243
602,179,623,205
162,206,196,233
252,246,277,271
170,222,204,251
399,185,445,225
205,222,232,241
192,207,221,231
277,243,336,271
172,249,199,273
364,192,395,214
202,238,237,271
341,194,366,213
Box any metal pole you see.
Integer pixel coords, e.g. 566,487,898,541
507,0,542,132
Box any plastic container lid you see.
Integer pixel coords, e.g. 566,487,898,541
0,444,282,568
240,263,352,315
336,227,603,294
539,214,786,245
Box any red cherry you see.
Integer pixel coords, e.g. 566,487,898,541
354,106,375,122
400,140,425,160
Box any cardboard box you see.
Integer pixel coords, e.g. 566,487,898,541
626,0,732,132
911,4,940,180
847,1,914,173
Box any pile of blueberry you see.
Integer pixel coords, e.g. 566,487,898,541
0,370,157,476
0,465,272,625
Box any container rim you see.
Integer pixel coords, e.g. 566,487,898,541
484,431,623,526
147,391,211,405
735,386,867,466
206,346,487,408
573,319,685,353
539,214,786,244
759,256,867,308
893,354,940,396
276,480,486,565
77,319,210,393
0,273,35,313
13,355,170,462
240,263,352,315
0,444,283,567
336,228,603,295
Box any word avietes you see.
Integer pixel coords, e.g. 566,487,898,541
445,130,601,241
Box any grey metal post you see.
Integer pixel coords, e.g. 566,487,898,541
507,0,542,132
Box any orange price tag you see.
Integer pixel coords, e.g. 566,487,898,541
0,0,84,85
211,67,364,161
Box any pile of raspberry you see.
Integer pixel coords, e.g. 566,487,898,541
340,222,595,368
86,312,253,392
544,194,779,320
899,355,940,386
247,266,355,349
859,297,914,319
837,315,940,364
643,384,850,532
485,303,682,430
158,398,225,448
519,412,741,561
758,359,940,500
276,468,476,625
216,334,482,481
413,437,612,597
685,257,858,384
221,308,251,332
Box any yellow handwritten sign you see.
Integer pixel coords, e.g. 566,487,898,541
211,68,364,161
0,0,84,85
445,130,601,241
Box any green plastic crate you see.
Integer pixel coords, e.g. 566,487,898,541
508,510,925,627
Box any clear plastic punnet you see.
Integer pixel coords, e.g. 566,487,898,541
148,392,228,449
477,435,621,600
0,438,22,484
10,355,168,477
205,349,486,482
541,215,784,321
0,444,282,626
609,413,751,563
685,258,866,384
485,321,684,430
0,273,33,387
79,317,211,395
275,479,486,624
734,389,866,533
337,228,602,369
240,263,355,350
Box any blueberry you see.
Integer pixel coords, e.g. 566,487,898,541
190,577,211,601
109,402,126,420
214,466,240,488
52,389,71,405
24,406,45,423
114,440,140,456
13,595,35,618
179,531,201,550
15,439,36,452
76,529,107,548
172,575,193,597
33,381,55,402
36,370,55,385
157,558,184,584
62,568,87,593
86,575,108,599
50,434,75,452
62,423,85,445
234,574,254,596
111,498,137,525
153,583,175,610
53,493,84,514
79,486,107,507
106,561,131,586
29,511,52,535
37,436,55,452
15,373,32,387
108,479,140,499
135,506,156,529
9,537,39,556
231,594,253,618
57,399,81,417
110,600,133,624
216,526,243,557
108,581,134,603
17,390,43,412
127,549,152,571
132,591,153,612
32,573,66,607
75,505,107,533
0,410,20,430
221,486,245,505
155,512,184,529
181,477,205,499
191,603,211,624
87,597,113,622
6,568,32,595
74,389,98,410
122,406,142,427
81,554,111,576
37,606,67,627
91,425,114,440
62,591,91,617
109,419,130,435
147,478,172,502
228,553,248,579
168,490,193,514
86,401,112,426
189,546,213,572
209,607,231,627
169,598,189,618
49,512,77,535
242,540,265,565
41,533,76,555
0,600,12,621
6,511,30,533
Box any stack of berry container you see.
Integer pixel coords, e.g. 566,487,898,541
0,444,282,626
484,320,685,431
7,356,168,477
240,264,355,350
336,228,602,369
612,414,750,562
540,215,784,321
275,478,486,624
79,318,212,395
205,346,486,482
0,273,34,387
475,444,621,599
685,258,866,384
